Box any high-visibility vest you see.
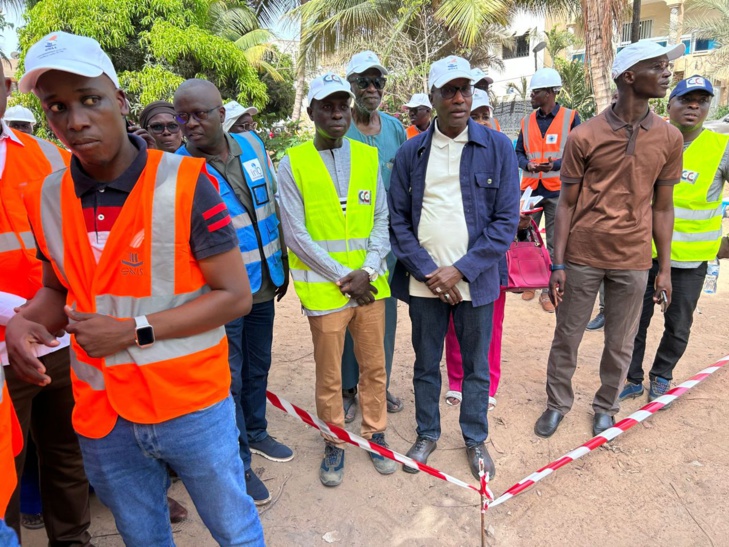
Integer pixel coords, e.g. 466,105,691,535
520,107,575,191
0,131,69,345
654,129,729,262
493,118,502,132
406,125,421,139
178,133,284,294
23,151,231,438
286,139,391,311
0,366,22,519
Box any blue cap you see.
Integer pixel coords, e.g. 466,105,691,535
670,75,714,100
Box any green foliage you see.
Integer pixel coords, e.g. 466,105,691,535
258,49,296,124
554,57,596,120
712,104,729,120
261,120,313,166
542,27,575,64
17,0,267,118
649,97,669,117
7,93,57,141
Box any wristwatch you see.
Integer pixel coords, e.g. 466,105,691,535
134,315,155,348
361,267,378,282
549,264,566,271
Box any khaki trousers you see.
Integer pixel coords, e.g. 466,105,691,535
308,301,387,443
546,263,649,416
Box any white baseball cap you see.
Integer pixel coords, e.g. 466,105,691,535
471,68,494,87
403,93,432,109
307,73,356,104
471,89,492,113
4,105,37,124
611,40,685,80
19,31,120,94
223,101,259,132
346,51,388,78
428,56,474,90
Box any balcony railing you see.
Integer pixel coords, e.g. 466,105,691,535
570,33,718,63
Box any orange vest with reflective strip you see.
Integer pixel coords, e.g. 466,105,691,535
24,151,231,438
493,118,502,132
406,125,421,139
0,366,22,519
520,107,575,192
0,131,69,344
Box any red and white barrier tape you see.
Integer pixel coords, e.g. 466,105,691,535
265,391,484,495
489,355,729,508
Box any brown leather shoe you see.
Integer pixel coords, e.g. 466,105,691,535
521,289,536,301
168,496,188,523
539,292,555,313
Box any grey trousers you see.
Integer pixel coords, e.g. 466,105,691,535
545,262,649,416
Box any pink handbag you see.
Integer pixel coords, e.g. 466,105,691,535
505,219,552,292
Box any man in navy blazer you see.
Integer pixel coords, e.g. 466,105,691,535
388,56,519,480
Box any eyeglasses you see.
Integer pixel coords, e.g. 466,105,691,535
234,122,258,132
438,84,474,100
354,76,387,90
148,122,181,134
175,105,222,124
677,94,711,105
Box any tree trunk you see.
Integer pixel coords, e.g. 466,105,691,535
630,0,642,43
291,0,309,121
582,0,617,113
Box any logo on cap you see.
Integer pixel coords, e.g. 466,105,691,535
686,76,705,88
323,74,343,84
44,35,58,51
446,57,460,70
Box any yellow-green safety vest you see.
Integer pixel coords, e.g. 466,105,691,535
653,129,729,262
287,139,391,311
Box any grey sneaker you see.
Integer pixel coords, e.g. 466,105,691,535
368,433,398,475
586,312,605,331
319,443,345,487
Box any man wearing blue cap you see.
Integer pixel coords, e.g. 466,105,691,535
621,75,729,405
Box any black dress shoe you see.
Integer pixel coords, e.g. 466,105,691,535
403,436,437,474
534,409,564,438
592,413,615,436
466,443,496,480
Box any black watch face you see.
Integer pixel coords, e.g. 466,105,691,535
136,326,155,346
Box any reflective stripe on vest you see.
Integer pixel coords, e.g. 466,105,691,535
177,134,284,293
659,130,729,262
286,139,391,311
520,107,574,191
0,230,34,252
33,135,67,173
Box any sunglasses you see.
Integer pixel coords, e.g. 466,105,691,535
354,76,387,90
175,105,222,124
439,84,474,100
148,122,181,134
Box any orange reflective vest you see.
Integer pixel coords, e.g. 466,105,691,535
520,107,575,192
23,151,231,439
493,118,502,132
0,366,22,519
406,125,422,139
0,131,69,345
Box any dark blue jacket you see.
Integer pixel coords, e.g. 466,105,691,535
388,118,520,307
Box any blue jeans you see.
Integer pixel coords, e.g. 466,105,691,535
0,520,19,547
77,397,264,547
342,252,397,390
409,297,493,446
225,299,275,469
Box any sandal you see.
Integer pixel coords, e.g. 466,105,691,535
445,390,462,406
488,397,497,411
21,513,44,530
386,390,404,413
343,387,357,423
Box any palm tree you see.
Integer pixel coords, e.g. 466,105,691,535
684,0,729,78
543,27,575,65
506,76,529,101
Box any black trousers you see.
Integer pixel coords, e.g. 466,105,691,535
628,260,707,383
5,348,92,546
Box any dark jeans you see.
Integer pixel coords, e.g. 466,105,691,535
225,299,275,470
342,252,397,390
5,348,91,546
628,260,707,383
409,297,493,446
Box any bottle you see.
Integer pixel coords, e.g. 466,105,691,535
703,259,720,294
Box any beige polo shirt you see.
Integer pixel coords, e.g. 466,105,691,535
409,123,471,300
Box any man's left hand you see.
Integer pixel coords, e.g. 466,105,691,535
275,256,290,302
653,270,672,307
64,306,135,358
425,266,464,296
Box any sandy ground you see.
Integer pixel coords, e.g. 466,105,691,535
23,233,729,547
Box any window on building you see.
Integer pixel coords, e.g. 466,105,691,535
621,19,653,43
694,38,716,52
503,34,531,60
